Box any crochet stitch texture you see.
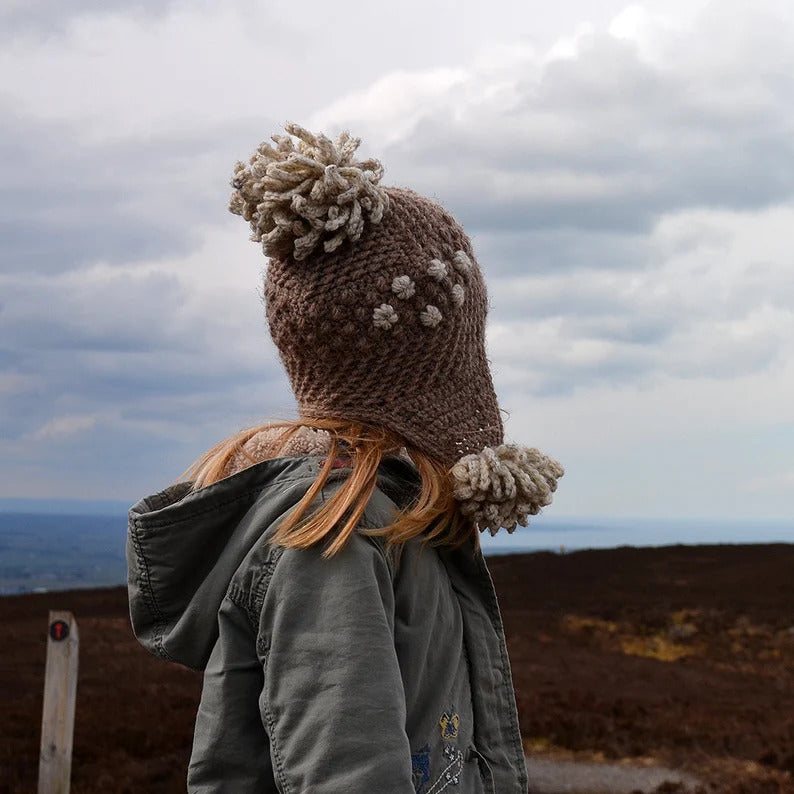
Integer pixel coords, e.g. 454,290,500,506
261,184,501,465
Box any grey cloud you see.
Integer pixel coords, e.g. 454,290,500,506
0,262,286,451
0,1,175,40
454,190,657,235
567,315,674,346
364,15,794,399
1,114,196,274
0,344,287,446
0,217,186,274
495,344,656,399
0,363,295,499
383,27,794,239
473,227,653,278
720,260,794,317
0,110,272,275
490,304,788,399
0,269,189,351
663,327,787,381
489,278,632,322
0,105,291,495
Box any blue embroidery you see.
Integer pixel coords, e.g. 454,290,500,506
411,744,431,793
438,711,460,740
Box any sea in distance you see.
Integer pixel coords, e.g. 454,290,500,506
1,500,792,595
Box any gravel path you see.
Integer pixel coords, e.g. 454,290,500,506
527,756,702,794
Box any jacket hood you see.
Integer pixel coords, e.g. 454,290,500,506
127,454,419,671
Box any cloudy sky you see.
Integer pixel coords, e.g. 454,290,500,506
1,0,793,520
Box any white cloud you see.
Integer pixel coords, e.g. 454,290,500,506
0,0,720,144
33,413,98,440
0,4,291,142
0,372,36,396
480,204,794,402
744,470,794,495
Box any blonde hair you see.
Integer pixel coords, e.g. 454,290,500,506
184,418,477,558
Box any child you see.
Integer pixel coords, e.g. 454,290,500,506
127,123,563,793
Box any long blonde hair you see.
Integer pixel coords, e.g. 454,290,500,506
184,418,477,557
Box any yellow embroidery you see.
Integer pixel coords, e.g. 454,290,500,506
438,711,460,740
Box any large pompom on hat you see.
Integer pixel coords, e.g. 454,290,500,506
229,122,562,534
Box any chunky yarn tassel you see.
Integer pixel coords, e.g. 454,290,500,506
228,123,390,261
450,445,564,536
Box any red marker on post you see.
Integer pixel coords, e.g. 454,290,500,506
38,611,79,794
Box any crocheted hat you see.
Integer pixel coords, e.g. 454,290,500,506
229,123,562,534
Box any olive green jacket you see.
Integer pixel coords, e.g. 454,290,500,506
127,455,528,793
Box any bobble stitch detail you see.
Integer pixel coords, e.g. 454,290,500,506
420,305,443,327
428,259,447,281
451,283,465,307
391,275,416,299
453,250,472,273
373,303,399,330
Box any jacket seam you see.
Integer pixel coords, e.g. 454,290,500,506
229,551,283,632
227,583,260,631
358,532,395,580
129,517,176,663
250,550,283,619
144,483,192,512
246,533,391,652
474,553,529,793
319,486,398,579
136,474,321,529
439,549,527,793
229,568,291,791
259,649,293,794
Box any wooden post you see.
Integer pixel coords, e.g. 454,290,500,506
38,611,79,794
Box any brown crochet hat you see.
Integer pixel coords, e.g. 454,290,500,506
229,123,562,534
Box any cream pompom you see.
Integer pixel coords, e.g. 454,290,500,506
229,122,390,261
450,445,564,536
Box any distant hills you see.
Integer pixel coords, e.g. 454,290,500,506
0,511,128,595
0,498,131,516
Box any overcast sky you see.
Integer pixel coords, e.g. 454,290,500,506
1,0,793,520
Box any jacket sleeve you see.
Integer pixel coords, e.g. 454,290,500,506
188,594,276,793
257,531,415,794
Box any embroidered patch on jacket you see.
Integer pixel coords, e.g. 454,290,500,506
438,711,460,741
411,744,431,793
